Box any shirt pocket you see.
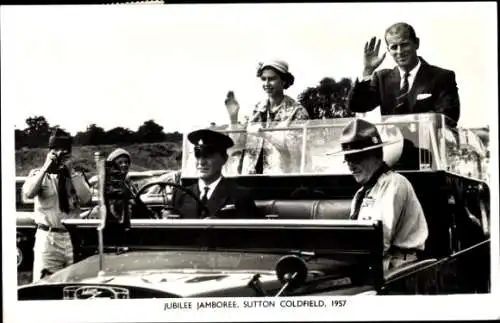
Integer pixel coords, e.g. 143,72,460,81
358,197,376,220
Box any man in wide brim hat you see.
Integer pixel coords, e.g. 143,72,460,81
171,129,257,219
327,117,401,155
330,119,428,272
327,117,407,169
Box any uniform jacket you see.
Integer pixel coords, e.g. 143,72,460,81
172,177,258,219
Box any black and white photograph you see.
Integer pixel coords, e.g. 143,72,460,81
2,2,498,322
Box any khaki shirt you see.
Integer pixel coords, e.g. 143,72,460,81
23,169,92,228
352,170,429,255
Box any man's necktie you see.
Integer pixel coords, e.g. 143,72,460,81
199,186,210,218
201,186,209,205
396,71,410,111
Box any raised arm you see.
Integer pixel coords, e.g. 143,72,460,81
225,91,249,150
22,150,58,199
348,37,386,113
348,73,383,113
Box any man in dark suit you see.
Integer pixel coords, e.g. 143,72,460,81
348,22,460,128
172,129,258,219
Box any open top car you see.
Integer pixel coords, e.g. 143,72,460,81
18,113,491,299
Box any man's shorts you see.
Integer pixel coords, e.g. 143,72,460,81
32,229,73,282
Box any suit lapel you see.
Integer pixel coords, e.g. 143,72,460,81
191,183,200,198
206,178,230,217
408,58,431,110
183,183,200,218
386,67,401,114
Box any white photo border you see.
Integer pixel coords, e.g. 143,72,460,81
2,2,499,322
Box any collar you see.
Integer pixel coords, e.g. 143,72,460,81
198,176,223,193
361,162,391,192
397,58,421,78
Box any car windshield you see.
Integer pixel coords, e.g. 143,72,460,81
180,113,488,181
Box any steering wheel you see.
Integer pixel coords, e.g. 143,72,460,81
135,181,208,219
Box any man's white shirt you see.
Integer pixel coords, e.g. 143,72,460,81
397,58,421,90
198,176,223,200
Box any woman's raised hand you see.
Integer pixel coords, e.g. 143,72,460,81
225,91,240,123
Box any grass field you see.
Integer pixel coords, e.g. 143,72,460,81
16,142,183,177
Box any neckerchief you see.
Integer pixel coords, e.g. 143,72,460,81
57,167,71,214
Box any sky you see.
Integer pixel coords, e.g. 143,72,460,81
1,2,498,135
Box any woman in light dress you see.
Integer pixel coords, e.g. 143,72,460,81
225,60,310,174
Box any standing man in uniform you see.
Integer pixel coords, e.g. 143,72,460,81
23,129,92,281
329,119,428,271
348,22,460,127
172,129,258,219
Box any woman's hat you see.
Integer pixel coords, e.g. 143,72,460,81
256,60,295,89
327,119,402,156
107,148,131,162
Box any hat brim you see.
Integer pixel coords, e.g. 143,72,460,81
188,129,234,150
325,139,402,156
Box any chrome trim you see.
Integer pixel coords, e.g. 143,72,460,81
63,285,130,300
62,218,379,230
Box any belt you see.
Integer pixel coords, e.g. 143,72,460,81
37,224,68,233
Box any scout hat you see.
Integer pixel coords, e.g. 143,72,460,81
256,59,295,89
327,119,402,156
188,129,234,157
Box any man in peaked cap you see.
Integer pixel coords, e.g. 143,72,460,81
22,128,92,282
329,119,428,272
171,129,258,219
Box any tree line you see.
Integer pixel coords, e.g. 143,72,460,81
15,117,183,149
15,77,353,149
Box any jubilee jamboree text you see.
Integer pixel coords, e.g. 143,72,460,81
163,299,347,311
